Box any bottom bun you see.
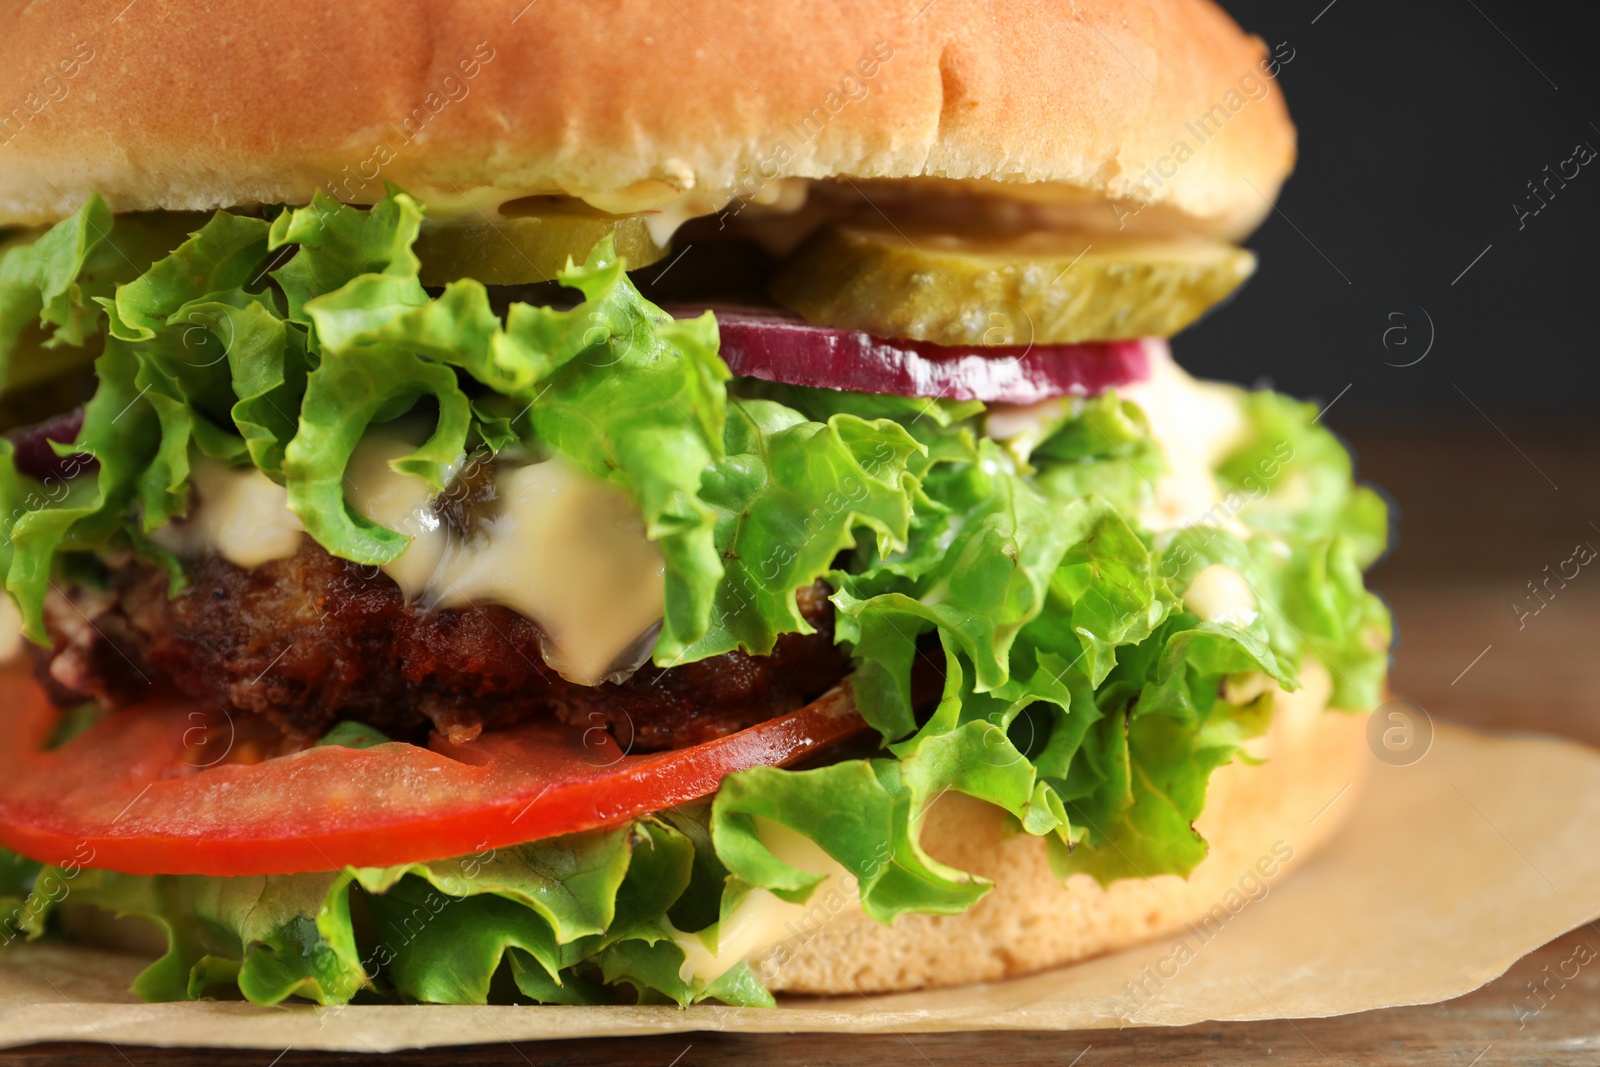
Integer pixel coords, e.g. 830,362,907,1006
61,682,1372,1001
760,691,1372,995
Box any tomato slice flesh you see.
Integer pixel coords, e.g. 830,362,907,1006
0,670,867,876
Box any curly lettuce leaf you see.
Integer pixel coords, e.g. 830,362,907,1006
713,376,1389,903
0,188,1394,980
267,190,425,322
0,191,922,667
833,438,1155,740
263,193,738,656
512,281,729,660
681,399,921,662
1032,392,1164,514
1219,390,1390,568
17,819,754,1007
284,348,471,562
0,199,201,390
2,342,159,639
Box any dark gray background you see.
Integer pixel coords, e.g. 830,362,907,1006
1184,0,1597,415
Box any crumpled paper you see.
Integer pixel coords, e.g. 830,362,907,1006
3,722,1598,1051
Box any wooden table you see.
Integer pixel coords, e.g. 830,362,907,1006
7,419,1599,1064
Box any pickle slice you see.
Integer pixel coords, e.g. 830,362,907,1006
769,225,1257,345
415,206,668,286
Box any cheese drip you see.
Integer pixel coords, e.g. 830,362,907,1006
345,434,665,686
150,457,304,567
151,438,665,686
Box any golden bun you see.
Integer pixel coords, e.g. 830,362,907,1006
0,0,1293,235
763,701,1368,994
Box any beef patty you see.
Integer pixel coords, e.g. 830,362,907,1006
37,543,849,751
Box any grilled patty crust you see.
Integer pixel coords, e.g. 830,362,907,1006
36,543,849,750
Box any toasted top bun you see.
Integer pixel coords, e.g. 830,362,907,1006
0,0,1293,235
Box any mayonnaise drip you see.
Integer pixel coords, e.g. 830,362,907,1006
1184,563,1259,627
1117,340,1249,531
669,818,860,986
0,595,22,663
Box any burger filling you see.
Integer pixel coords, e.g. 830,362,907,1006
0,186,1390,1008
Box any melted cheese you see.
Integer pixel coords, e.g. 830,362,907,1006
150,457,304,567
670,818,860,986
344,435,452,601
157,435,664,686
426,460,665,685
344,432,664,686
1184,563,1259,627
1118,340,1249,531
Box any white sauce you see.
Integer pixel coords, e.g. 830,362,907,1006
1222,670,1274,707
577,176,809,247
1118,340,1249,531
1239,659,1333,760
638,190,733,249
980,342,1250,533
670,818,860,986
150,457,304,567
1184,563,1259,627
415,173,808,247
0,595,23,662
984,396,1071,464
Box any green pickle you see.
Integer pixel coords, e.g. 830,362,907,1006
415,203,669,286
769,224,1257,345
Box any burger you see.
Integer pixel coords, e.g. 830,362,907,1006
0,0,1390,1008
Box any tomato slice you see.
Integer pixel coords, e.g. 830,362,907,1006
0,670,868,876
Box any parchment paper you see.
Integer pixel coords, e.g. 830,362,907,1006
3,722,1598,1051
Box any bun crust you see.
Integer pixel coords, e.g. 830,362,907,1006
0,0,1293,234
763,702,1369,995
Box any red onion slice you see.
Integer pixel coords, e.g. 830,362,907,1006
673,306,1149,404
4,407,95,481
